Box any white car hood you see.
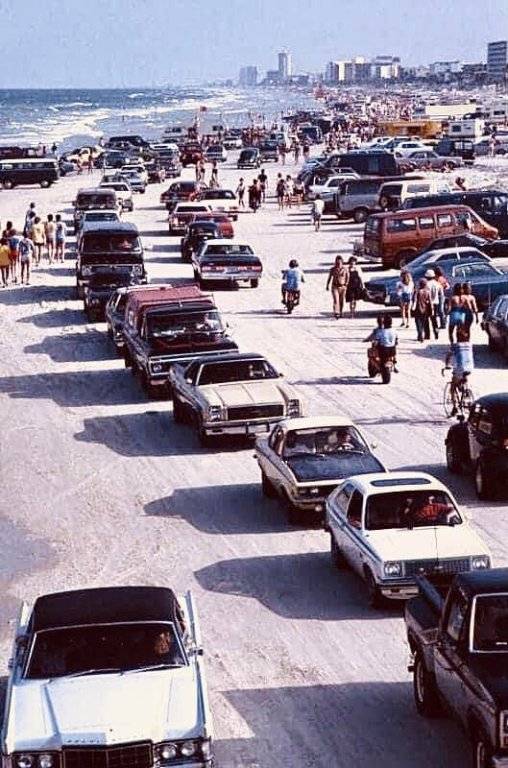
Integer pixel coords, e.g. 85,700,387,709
365,524,489,563
200,380,288,408
6,667,201,752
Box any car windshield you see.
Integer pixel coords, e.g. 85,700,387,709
77,194,115,208
282,426,367,457
365,490,461,530
102,184,130,192
472,595,508,652
89,271,134,288
203,191,235,200
197,359,278,385
147,310,224,338
204,244,253,255
84,212,119,223
25,622,185,679
82,234,140,252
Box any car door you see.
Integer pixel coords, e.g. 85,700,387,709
434,587,470,723
327,483,354,564
468,404,493,464
261,426,286,488
489,296,508,344
343,490,365,573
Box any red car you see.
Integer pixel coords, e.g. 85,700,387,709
181,142,204,167
192,213,234,238
160,180,204,209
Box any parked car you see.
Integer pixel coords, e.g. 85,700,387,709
122,284,238,395
105,284,158,350
237,147,260,169
76,221,146,298
402,190,508,238
204,144,227,163
335,177,385,223
389,140,429,157
401,149,463,170
83,266,141,321
197,188,239,219
307,174,358,201
324,150,402,177
192,240,262,288
0,158,59,189
482,295,508,358
435,137,475,163
118,169,146,193
145,159,167,183
378,178,451,211
258,140,279,162
405,570,508,768
121,162,148,184
223,131,243,150
420,232,508,259
181,142,203,167
445,392,508,499
99,180,134,212
364,205,498,269
326,471,492,607
161,180,203,209
180,221,223,262
255,417,385,524
169,202,213,235
73,187,118,229
0,585,215,768
170,353,302,446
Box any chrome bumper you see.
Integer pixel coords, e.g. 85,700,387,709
493,757,508,767
380,580,418,600
203,421,275,436
201,271,261,282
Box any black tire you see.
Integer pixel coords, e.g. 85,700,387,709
261,471,277,498
286,297,294,314
40,180,50,188
330,534,345,570
196,415,213,448
475,461,494,501
172,395,185,424
123,348,133,368
3,180,14,189
353,208,368,224
250,278,259,288
381,366,391,384
413,652,442,718
472,731,494,768
446,440,462,474
364,569,383,609
283,492,301,525
367,361,377,378
487,332,496,351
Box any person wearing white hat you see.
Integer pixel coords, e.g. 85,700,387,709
425,268,443,340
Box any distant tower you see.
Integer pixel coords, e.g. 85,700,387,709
278,49,293,81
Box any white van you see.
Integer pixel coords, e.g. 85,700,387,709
378,178,451,210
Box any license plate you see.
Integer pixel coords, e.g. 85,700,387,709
247,423,269,434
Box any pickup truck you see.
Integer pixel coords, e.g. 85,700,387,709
405,569,508,768
122,284,238,396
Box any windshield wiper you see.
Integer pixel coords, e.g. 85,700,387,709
56,667,123,679
125,662,181,674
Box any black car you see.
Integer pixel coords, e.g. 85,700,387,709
237,148,260,169
258,141,279,162
420,233,508,260
192,241,262,288
435,137,475,162
445,392,508,498
145,160,166,184
324,150,401,177
83,267,142,321
402,190,508,238
180,221,222,262
482,294,508,358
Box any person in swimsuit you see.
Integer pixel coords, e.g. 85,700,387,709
448,284,466,343
461,282,479,336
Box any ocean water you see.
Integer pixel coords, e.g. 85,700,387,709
0,87,317,153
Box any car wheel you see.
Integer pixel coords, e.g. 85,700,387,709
3,180,14,189
172,395,185,424
487,332,496,351
40,180,50,188
446,440,463,474
353,208,368,224
250,278,259,288
413,652,442,717
364,568,383,609
261,471,277,498
282,491,302,526
330,534,345,570
475,461,495,500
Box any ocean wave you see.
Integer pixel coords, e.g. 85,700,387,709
52,101,94,108
128,92,146,99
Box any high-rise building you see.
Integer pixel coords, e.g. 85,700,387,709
487,41,508,83
278,49,293,81
239,66,258,87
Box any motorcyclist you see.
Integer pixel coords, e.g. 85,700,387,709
364,313,398,372
281,259,305,305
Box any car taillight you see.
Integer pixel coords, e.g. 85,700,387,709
252,265,262,271
502,438,508,449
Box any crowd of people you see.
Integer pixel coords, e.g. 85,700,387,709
0,203,67,286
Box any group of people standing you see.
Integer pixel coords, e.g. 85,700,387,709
325,255,365,318
0,203,67,287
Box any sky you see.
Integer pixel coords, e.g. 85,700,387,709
0,0,507,88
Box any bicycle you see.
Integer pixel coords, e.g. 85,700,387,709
441,367,474,418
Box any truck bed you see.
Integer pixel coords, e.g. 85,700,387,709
405,578,448,645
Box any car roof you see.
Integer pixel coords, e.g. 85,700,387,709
80,221,139,234
82,209,120,217
174,202,211,209
77,187,114,195
344,470,445,494
127,284,212,310
424,246,484,257
454,568,508,597
475,392,508,414
202,239,250,246
371,204,474,220
193,352,265,366
279,416,354,431
31,586,178,631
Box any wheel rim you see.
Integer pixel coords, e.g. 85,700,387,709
415,658,425,703
443,382,453,417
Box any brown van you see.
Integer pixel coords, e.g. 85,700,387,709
364,204,498,269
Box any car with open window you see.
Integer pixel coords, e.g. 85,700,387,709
255,417,385,524
326,471,492,607
0,586,214,768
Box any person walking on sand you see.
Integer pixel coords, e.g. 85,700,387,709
294,142,300,164
236,178,245,208
45,214,56,264
258,168,267,203
8,228,21,284
210,161,219,188
326,255,349,318
276,175,285,211
346,256,364,318
284,175,293,209
396,269,413,328
24,203,36,237
30,216,45,266
55,214,67,263
312,195,324,231
412,278,432,343
0,238,11,287
19,235,34,285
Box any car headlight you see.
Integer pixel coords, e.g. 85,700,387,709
16,757,34,768
38,756,54,768
287,398,301,416
180,741,197,758
14,755,58,768
207,405,223,422
154,742,178,763
89,298,100,305
81,266,92,276
384,561,403,577
471,555,490,570
151,363,163,374
132,265,143,276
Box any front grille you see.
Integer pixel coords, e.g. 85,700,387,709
226,404,284,421
64,742,152,768
405,558,470,578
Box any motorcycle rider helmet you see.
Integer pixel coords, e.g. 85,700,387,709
289,259,298,268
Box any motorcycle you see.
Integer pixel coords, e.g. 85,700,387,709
367,343,396,384
284,289,300,315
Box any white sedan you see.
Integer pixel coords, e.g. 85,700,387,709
326,471,492,607
307,173,358,200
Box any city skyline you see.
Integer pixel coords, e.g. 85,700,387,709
0,0,507,87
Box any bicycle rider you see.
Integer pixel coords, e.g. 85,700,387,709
281,259,305,305
444,326,474,416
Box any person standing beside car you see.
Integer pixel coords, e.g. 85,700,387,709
55,214,67,263
346,256,364,318
326,255,349,319
396,269,414,328
412,277,432,343
425,269,444,340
